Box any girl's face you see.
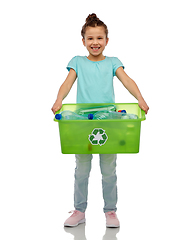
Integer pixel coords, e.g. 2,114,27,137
82,26,109,61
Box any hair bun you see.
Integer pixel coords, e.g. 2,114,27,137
86,13,99,22
81,13,108,38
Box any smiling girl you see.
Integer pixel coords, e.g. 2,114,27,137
81,16,109,61
52,13,149,228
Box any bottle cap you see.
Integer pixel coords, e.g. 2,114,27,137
55,114,62,120
118,110,127,113
88,113,93,120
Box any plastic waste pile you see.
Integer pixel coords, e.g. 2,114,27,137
55,104,138,120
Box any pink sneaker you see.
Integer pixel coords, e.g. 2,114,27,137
105,211,120,228
64,210,85,227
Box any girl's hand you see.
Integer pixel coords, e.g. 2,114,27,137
51,99,62,115
138,97,149,114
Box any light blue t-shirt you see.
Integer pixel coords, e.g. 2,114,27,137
67,56,124,103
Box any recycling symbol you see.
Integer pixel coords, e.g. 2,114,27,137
89,128,108,146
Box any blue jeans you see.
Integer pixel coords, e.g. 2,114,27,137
74,154,117,213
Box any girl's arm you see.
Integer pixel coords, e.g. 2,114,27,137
51,69,77,114
116,67,149,114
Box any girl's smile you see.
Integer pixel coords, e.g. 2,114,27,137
91,47,100,51
90,46,101,54
82,26,109,61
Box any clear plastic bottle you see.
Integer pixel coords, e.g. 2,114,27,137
121,113,138,119
92,110,127,120
109,111,127,119
128,114,138,119
93,110,110,120
55,110,88,120
76,104,117,115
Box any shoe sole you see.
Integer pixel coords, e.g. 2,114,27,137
64,218,86,227
106,224,120,228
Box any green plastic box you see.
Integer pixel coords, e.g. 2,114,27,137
54,103,146,154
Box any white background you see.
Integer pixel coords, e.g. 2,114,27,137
0,0,189,239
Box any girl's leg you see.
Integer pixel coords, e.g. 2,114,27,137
74,154,93,213
99,154,118,213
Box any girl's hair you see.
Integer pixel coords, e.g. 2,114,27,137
81,13,108,39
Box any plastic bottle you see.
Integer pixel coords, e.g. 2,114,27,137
88,110,138,120
55,110,88,120
118,110,138,119
91,110,127,120
121,114,131,119
109,111,127,119
76,104,117,115
93,110,110,120
121,113,138,119
128,114,138,119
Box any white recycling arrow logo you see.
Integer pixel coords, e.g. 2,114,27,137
88,128,108,146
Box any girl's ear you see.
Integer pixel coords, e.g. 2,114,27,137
106,38,109,46
82,38,86,46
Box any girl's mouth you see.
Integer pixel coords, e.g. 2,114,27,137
91,47,100,51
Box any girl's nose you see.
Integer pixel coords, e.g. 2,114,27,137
93,39,98,44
